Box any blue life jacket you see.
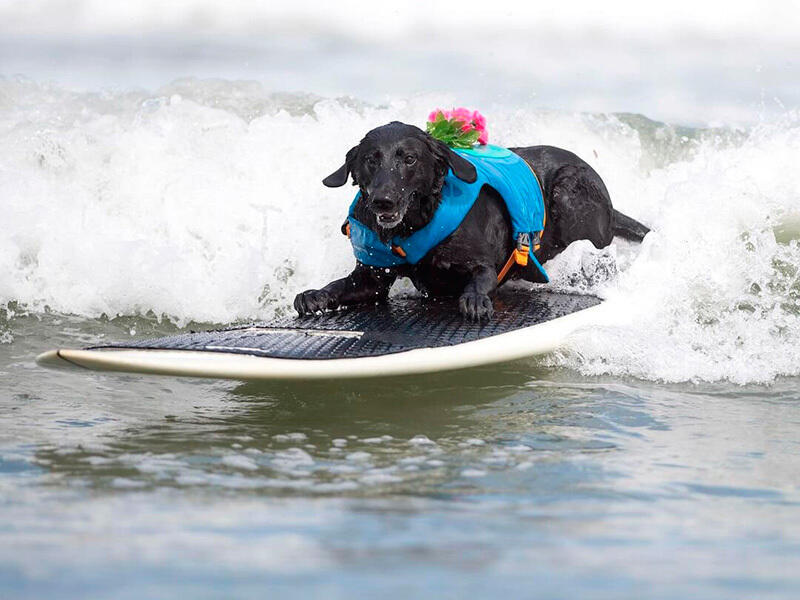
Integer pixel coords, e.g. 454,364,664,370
344,144,548,282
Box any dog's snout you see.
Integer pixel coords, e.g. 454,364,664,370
370,196,395,212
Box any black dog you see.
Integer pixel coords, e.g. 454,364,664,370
294,122,648,320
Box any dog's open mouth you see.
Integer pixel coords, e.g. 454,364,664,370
376,212,401,227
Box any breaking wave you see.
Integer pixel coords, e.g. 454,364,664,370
1,76,798,382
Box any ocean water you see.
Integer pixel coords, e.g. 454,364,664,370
3,3,800,598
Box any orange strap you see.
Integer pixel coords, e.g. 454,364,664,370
496,251,518,283
497,211,546,284
344,220,406,257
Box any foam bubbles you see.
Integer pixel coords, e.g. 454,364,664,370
0,78,397,324
2,77,799,382
220,454,259,471
548,114,800,383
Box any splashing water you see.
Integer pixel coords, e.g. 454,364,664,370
1,77,798,382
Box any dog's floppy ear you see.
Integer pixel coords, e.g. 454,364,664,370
430,139,478,183
323,145,360,188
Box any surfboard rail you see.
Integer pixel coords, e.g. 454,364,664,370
36,299,604,380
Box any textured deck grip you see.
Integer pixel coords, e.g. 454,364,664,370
90,290,601,360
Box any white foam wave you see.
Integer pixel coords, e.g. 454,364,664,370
546,115,800,383
2,77,799,382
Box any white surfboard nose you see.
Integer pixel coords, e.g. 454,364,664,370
35,349,71,368
36,349,99,371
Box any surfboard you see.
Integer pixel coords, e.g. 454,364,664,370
36,289,603,381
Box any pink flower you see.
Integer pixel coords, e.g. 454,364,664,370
450,107,473,125
428,109,445,122
472,110,486,130
478,130,489,144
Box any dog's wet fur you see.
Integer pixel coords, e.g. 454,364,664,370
294,121,649,320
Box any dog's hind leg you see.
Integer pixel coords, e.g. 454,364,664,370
545,164,615,251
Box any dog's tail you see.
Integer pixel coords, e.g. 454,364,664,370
613,209,650,242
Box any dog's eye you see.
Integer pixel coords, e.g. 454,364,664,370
404,155,417,166
367,156,379,168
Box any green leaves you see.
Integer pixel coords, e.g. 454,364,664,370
426,112,480,149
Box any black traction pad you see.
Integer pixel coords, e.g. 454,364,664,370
91,290,601,360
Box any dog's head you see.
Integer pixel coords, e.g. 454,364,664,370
322,121,477,230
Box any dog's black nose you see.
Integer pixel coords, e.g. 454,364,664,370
371,197,395,212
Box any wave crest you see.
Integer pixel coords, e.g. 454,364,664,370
2,77,799,382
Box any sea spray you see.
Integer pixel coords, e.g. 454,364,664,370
2,77,799,382
544,113,800,383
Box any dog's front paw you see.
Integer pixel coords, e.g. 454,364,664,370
294,289,337,315
459,292,494,321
